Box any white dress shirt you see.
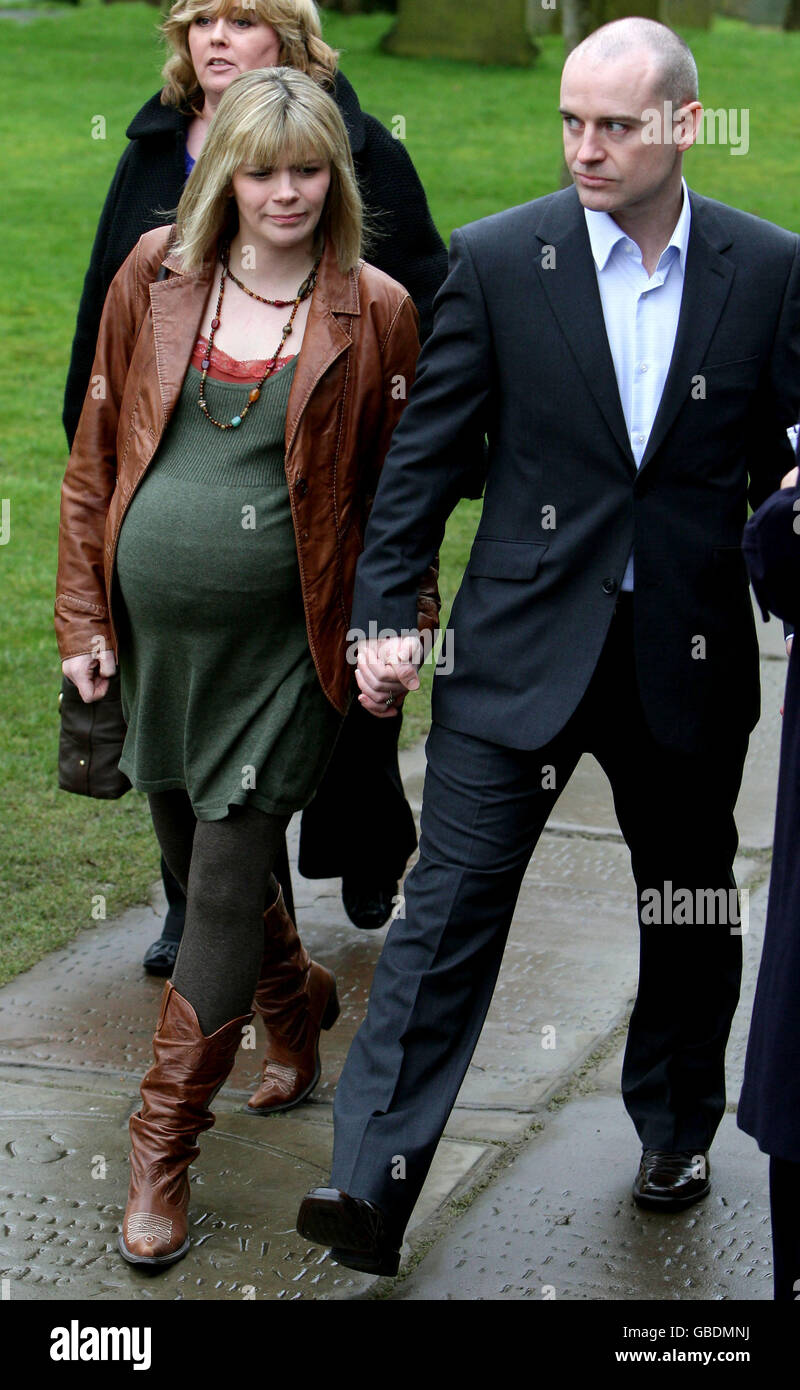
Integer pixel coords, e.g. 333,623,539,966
584,180,692,590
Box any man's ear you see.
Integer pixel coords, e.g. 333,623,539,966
674,101,703,153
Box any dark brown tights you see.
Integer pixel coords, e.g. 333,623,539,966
147,790,290,1035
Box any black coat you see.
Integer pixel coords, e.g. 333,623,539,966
738,482,800,1162
351,186,800,755
63,71,447,448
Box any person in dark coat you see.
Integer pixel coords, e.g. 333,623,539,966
62,0,451,976
738,461,800,1302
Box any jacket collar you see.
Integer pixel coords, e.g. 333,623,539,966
126,70,366,150
126,92,187,141
150,234,360,448
332,71,366,154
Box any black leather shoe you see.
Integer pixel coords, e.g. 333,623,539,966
341,876,397,931
297,1187,401,1276
633,1149,711,1211
142,937,180,977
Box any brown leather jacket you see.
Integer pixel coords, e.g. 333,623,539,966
56,226,440,715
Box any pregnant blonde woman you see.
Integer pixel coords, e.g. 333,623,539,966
56,68,437,1268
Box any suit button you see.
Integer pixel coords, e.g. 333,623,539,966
602,577,617,595
294,477,308,497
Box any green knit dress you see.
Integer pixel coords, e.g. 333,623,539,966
114,360,343,821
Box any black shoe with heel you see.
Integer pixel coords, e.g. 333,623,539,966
633,1149,711,1211
297,1187,401,1276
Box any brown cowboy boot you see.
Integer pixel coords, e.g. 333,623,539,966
119,982,252,1268
247,884,339,1115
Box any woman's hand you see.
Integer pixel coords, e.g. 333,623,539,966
356,634,422,718
62,650,117,704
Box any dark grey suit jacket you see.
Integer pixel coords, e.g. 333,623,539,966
351,185,800,754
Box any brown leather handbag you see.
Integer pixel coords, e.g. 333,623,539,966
58,673,130,799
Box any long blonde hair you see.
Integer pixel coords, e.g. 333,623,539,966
174,68,363,273
161,0,338,110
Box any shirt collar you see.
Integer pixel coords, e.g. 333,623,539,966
584,178,692,274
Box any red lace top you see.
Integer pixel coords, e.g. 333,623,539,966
191,335,297,382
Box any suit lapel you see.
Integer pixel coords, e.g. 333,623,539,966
639,194,735,470
534,190,636,473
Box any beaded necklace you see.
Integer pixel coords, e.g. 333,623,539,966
197,244,320,430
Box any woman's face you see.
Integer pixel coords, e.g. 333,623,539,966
188,8,281,101
230,157,332,258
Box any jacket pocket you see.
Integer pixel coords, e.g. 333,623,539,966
468,537,548,580
699,356,760,389
702,356,759,371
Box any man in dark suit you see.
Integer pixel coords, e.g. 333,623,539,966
297,17,800,1276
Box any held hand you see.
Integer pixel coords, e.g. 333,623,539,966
356,635,422,718
781,466,799,489
62,649,117,704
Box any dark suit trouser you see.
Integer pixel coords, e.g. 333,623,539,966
330,600,748,1241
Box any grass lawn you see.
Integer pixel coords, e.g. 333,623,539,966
2,4,800,983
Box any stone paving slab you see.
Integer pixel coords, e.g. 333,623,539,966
753,601,788,660
725,892,768,1105
389,1103,772,1302
0,1068,493,1302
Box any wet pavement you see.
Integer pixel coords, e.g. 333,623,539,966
0,603,788,1301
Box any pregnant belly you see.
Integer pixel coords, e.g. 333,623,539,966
116,472,303,635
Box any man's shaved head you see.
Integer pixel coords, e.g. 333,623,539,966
565,18,698,108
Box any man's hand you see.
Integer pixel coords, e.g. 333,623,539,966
62,650,117,704
356,634,422,718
